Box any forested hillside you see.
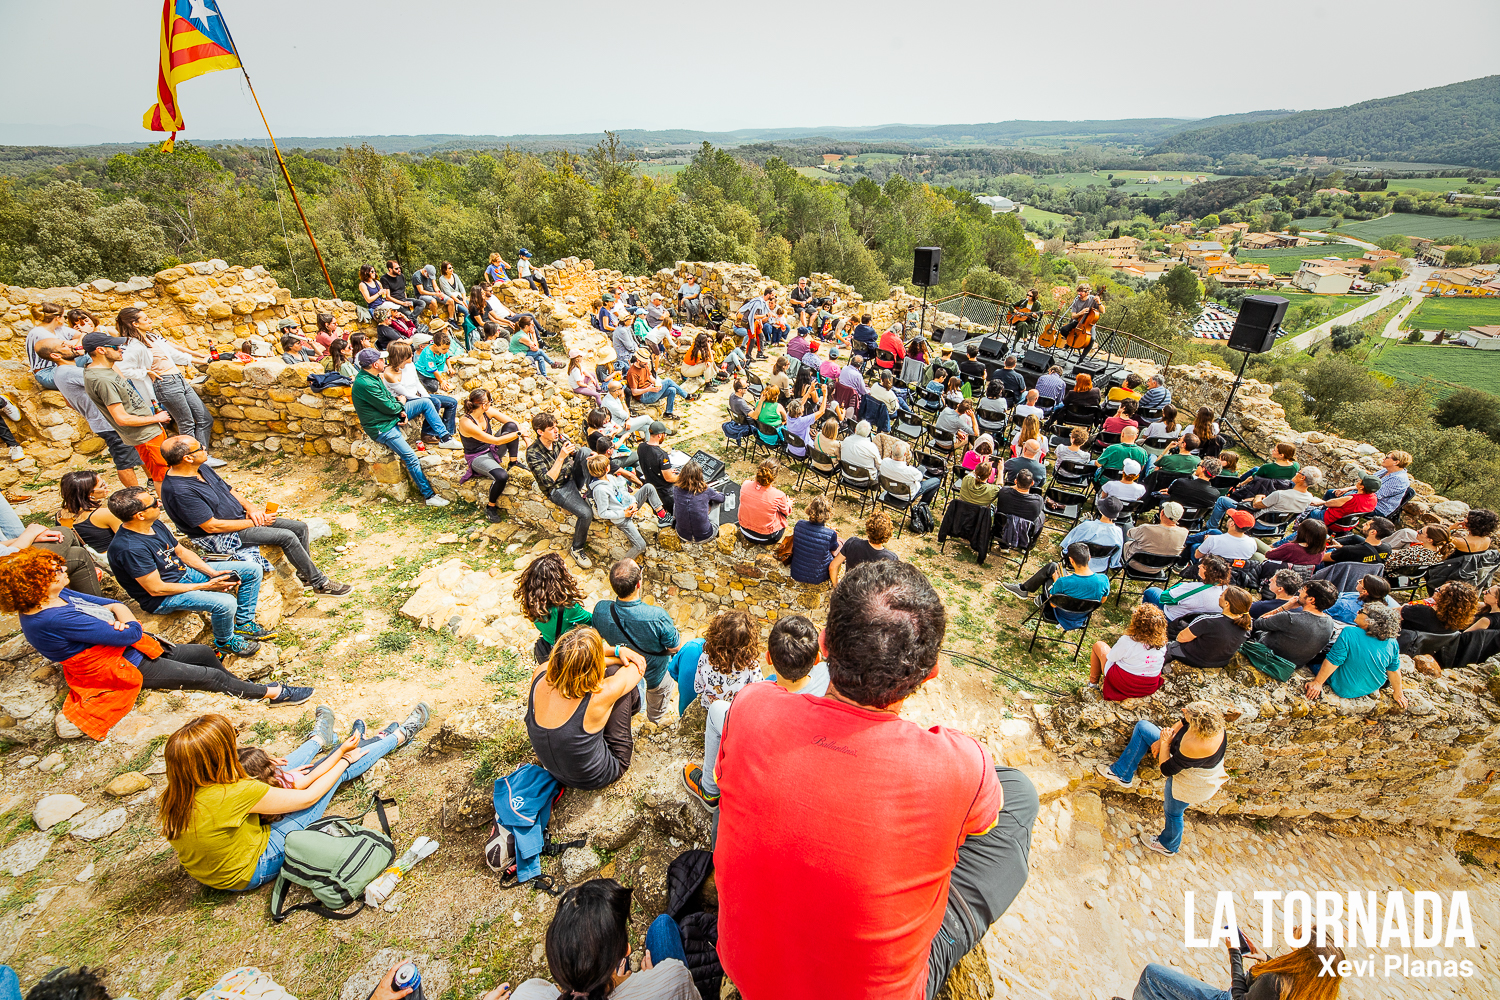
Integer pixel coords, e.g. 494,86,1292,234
1152,76,1500,169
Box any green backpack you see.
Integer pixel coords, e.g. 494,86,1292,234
270,795,395,922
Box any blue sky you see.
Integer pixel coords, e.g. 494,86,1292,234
3,0,1497,145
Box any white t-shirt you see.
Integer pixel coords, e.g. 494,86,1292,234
1259,488,1315,515
1102,480,1146,503
1162,582,1225,621
1013,404,1044,422
841,434,881,474
1105,634,1165,679
386,362,427,399
1197,532,1257,561
1144,421,1185,440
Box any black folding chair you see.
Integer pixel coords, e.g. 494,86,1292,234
1053,457,1096,489
1384,565,1430,603
928,425,958,455
1043,483,1091,533
836,460,879,515
917,386,944,414
1085,542,1120,574
1249,509,1294,538
892,409,926,445
799,446,839,493
993,510,1043,578
752,419,784,460
1211,473,1241,494
877,474,918,539
1397,629,1461,658
1174,503,1207,532
1022,593,1105,662
976,400,1008,437
1115,551,1181,606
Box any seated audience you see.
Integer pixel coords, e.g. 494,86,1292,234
1306,603,1405,705
1063,372,1101,411
1253,568,1309,621
963,435,998,479
591,559,684,722
994,469,1044,526
525,627,645,791
1002,541,1112,626
671,460,723,544
694,609,763,707
841,511,900,572
1467,584,1500,631
1053,427,1092,470
1095,701,1228,857
1100,458,1144,503
1386,524,1451,571
33,337,143,489
1449,508,1497,553
1402,580,1481,633
1143,404,1183,442
877,437,941,506
1192,407,1223,457
753,384,786,434
459,389,523,523
159,436,350,596
1056,494,1125,572
162,706,425,889
1012,389,1045,424
934,398,977,452
1004,439,1048,487
1263,519,1328,569
715,561,1037,998
510,879,697,1000
58,469,123,554
526,412,592,568
514,552,592,664
1123,503,1188,572
958,463,1002,507
1143,554,1232,622
840,420,881,476
684,614,826,810
1130,941,1346,1000
1210,466,1321,528
1010,414,1048,460
1252,579,1337,666
585,454,670,561
1328,573,1394,625
1101,398,1139,435
1165,586,1253,669
1305,475,1381,526
1144,456,1221,513
353,349,448,507
788,496,843,586
1138,373,1171,410
1191,509,1257,563
1237,441,1301,484
812,417,842,464
383,340,458,444
106,487,275,660
1107,373,1144,403
1093,426,1148,485
626,349,684,419
1323,517,1395,564
1088,603,1168,700
737,460,792,545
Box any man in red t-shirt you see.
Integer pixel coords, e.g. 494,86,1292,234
713,561,1038,1000
1310,474,1381,527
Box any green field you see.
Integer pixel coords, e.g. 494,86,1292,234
634,163,687,177
1276,292,1371,337
1034,170,1230,195
793,165,841,181
1238,243,1368,275
1372,342,1500,395
1292,217,1342,231
1407,296,1500,331
1019,205,1070,228
1385,177,1500,193
1341,214,1500,242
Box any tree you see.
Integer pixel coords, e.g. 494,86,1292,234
1200,214,1221,229
1435,387,1500,441
1158,263,1200,310
1444,245,1481,267
1376,234,1410,253
1330,324,1361,351
1406,328,1424,343
756,233,793,284
1296,353,1388,425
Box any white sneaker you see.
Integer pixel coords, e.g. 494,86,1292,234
571,549,593,569
1,399,18,422
437,438,462,450
424,495,450,507
6,446,21,462
1094,761,1135,788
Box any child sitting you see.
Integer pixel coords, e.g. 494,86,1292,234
584,452,670,560
683,615,828,811
693,610,763,707
238,744,346,821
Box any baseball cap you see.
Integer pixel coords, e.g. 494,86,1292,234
1360,476,1382,492
277,318,300,330
81,331,127,354
1227,509,1256,528
568,348,583,359
356,348,383,368
1122,459,1142,475
648,420,668,436
1095,495,1124,519
1161,501,1184,521
602,293,615,303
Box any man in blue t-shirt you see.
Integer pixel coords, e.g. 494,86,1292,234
590,559,684,724
105,486,269,657
159,435,351,596
1002,540,1111,630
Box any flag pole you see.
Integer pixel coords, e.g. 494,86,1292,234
218,19,338,299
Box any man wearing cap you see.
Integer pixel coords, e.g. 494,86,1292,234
645,293,670,328
627,349,682,419
611,299,637,374
517,250,551,296
677,276,702,320
928,343,960,384
1305,475,1382,525
1003,439,1047,487
35,338,142,488
414,265,446,319
159,434,353,596
636,422,678,516
1123,504,1189,572
1207,467,1322,532
1054,494,1126,573
351,349,449,508
82,331,174,485
1191,508,1258,564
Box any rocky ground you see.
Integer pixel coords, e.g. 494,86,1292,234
0,351,1496,999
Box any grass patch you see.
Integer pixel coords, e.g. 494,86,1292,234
484,646,528,685
1274,293,1372,338
1371,343,1500,396
1342,215,1500,242
118,734,169,777
374,628,415,653
470,721,535,786
1407,296,1500,332
1237,244,1368,276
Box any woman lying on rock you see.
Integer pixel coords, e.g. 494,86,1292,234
0,548,302,740
525,626,646,791
160,704,428,890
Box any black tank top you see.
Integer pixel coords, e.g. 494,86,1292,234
460,413,489,456
524,672,621,791
63,508,114,551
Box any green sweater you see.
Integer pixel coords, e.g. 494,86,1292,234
352,369,405,435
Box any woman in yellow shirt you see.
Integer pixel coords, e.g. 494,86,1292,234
160,704,428,890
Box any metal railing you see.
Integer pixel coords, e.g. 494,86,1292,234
1087,326,1174,371
906,290,1006,338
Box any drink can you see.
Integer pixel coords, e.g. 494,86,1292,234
393,964,421,994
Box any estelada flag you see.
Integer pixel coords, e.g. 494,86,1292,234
142,0,242,144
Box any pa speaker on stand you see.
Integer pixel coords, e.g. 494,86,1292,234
912,247,941,342
1220,294,1288,437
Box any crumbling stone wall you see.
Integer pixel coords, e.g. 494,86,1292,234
1039,654,1500,835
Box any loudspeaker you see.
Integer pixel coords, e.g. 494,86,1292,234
913,247,942,287
1228,295,1289,354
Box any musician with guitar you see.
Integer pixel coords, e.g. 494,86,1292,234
1058,282,1105,361
1006,288,1042,346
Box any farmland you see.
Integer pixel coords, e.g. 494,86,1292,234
1384,177,1500,193
1372,343,1500,396
1032,170,1230,195
793,165,841,181
1275,291,1371,337
1018,206,1071,228
1237,243,1368,275
1341,214,1500,242
1407,296,1500,331
1292,217,1341,231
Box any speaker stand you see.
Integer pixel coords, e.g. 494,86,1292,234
1219,348,1252,424
917,284,928,343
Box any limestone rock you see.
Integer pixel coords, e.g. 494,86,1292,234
440,773,498,831
33,794,85,830
54,712,83,740
71,807,127,841
339,950,451,1000
105,772,152,797
35,752,64,772
560,845,601,883
0,833,53,876
935,941,993,1000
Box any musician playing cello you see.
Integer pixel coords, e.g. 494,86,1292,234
1058,282,1105,359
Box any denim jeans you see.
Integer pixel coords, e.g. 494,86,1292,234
644,914,687,966
669,637,706,717
405,396,454,438
154,562,263,643
1110,720,1189,854
1208,495,1240,529
243,728,402,889
1142,588,1164,608
32,366,57,390
548,484,594,552
1132,962,1231,1000
238,518,326,588
155,372,211,450
0,495,23,539
525,350,554,376
640,379,682,415
373,426,435,499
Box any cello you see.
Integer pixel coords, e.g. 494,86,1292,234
1060,292,1103,357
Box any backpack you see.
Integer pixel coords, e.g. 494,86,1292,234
909,502,934,535
269,794,395,922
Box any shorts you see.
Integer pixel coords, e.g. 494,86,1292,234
99,429,141,472
133,431,168,481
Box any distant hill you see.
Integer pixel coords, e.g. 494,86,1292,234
1151,76,1500,169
